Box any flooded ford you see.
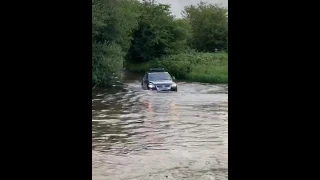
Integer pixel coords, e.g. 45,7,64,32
92,80,228,180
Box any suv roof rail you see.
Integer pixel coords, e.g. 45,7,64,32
149,68,165,72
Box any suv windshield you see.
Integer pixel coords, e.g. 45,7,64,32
149,72,172,81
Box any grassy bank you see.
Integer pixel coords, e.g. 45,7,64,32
125,52,228,83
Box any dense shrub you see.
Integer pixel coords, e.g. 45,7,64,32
126,52,228,83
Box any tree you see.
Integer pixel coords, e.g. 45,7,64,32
183,1,228,52
127,0,191,63
92,0,140,86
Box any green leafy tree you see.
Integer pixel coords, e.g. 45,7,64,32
183,1,228,52
127,0,191,63
92,0,140,86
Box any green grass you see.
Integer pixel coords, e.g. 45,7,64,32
125,52,228,83
186,64,228,83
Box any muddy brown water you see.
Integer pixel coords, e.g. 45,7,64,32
92,80,228,180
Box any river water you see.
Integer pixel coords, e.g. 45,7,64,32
92,80,228,180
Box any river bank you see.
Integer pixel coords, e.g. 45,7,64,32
125,52,228,84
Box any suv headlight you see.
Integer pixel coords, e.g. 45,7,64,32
171,82,177,87
148,83,155,88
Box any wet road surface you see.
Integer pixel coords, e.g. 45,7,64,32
92,81,228,180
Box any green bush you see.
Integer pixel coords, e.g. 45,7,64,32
157,52,227,82
186,64,228,83
92,42,124,86
125,52,228,83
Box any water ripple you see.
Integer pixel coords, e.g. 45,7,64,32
92,82,228,180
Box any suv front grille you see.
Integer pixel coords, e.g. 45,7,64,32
156,84,171,88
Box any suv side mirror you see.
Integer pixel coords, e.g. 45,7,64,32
172,76,176,80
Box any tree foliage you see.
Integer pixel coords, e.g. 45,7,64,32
183,1,228,52
92,0,228,87
92,0,140,86
127,0,190,63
